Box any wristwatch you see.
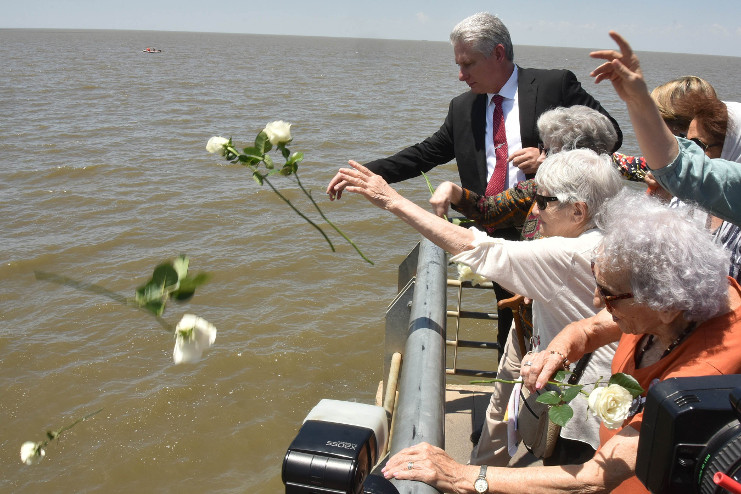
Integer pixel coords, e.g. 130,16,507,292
474,464,489,493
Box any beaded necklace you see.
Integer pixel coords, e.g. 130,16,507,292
635,322,697,368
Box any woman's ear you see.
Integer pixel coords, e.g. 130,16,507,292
572,202,588,225
657,309,684,326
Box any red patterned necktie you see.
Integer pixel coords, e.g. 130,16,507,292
485,94,508,196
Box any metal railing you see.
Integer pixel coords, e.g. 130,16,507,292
382,238,501,493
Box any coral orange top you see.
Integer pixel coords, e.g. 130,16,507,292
599,278,741,493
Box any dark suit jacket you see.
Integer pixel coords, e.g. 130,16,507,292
366,67,622,196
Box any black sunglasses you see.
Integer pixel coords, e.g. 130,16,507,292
590,261,633,311
690,137,721,152
534,193,559,210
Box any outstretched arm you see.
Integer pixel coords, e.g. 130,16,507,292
590,31,678,170
337,161,475,255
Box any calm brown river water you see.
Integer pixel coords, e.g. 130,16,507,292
2,28,740,493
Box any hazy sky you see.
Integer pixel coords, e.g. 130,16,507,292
4,0,741,57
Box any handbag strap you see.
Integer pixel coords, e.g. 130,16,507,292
566,352,592,385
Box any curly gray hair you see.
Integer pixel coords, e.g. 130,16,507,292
449,12,514,61
595,189,730,322
534,149,623,226
537,106,618,154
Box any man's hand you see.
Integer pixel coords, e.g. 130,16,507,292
509,146,545,175
429,181,463,217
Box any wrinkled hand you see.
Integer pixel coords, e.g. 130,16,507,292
590,31,647,104
520,350,564,392
326,169,350,201
337,160,402,210
509,147,544,175
429,181,463,217
382,442,469,491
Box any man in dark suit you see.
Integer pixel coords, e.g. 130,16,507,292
326,13,621,200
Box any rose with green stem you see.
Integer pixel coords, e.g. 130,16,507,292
20,408,103,465
472,371,644,429
208,122,373,265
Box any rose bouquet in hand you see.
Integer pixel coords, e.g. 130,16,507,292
207,122,372,264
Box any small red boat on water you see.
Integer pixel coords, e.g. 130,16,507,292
142,47,162,53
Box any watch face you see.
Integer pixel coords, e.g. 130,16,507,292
474,477,489,493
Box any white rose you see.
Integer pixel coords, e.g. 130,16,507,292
456,263,488,287
587,384,633,429
20,441,45,465
173,314,217,364
206,136,229,155
263,120,292,146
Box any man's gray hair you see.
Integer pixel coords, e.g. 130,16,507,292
595,189,730,322
534,149,623,226
538,106,618,154
450,12,514,61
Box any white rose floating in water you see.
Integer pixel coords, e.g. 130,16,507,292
206,136,229,155
587,383,633,429
263,120,292,146
20,441,45,465
173,314,217,364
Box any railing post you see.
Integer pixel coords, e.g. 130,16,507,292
389,238,447,494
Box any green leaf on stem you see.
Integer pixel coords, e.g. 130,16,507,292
280,145,290,159
553,370,569,382
255,131,272,154
287,151,304,166
536,390,562,405
242,146,261,157
561,384,583,403
609,373,644,397
172,255,189,280
549,404,574,427
263,154,274,169
252,171,264,185
172,273,210,301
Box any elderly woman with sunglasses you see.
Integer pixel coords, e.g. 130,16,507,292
337,148,623,465
509,190,741,494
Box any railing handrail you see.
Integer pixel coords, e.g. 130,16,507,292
388,238,448,494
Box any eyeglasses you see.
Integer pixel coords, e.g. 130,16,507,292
534,193,559,210
689,137,721,152
591,261,633,311
538,143,550,155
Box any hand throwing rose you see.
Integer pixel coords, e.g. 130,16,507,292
587,383,633,429
263,120,292,146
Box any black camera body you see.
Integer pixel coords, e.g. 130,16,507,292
282,400,389,494
636,375,741,493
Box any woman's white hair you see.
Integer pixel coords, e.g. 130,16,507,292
537,106,618,154
534,149,623,225
595,189,730,321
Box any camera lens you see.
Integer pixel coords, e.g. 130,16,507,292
696,422,741,493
